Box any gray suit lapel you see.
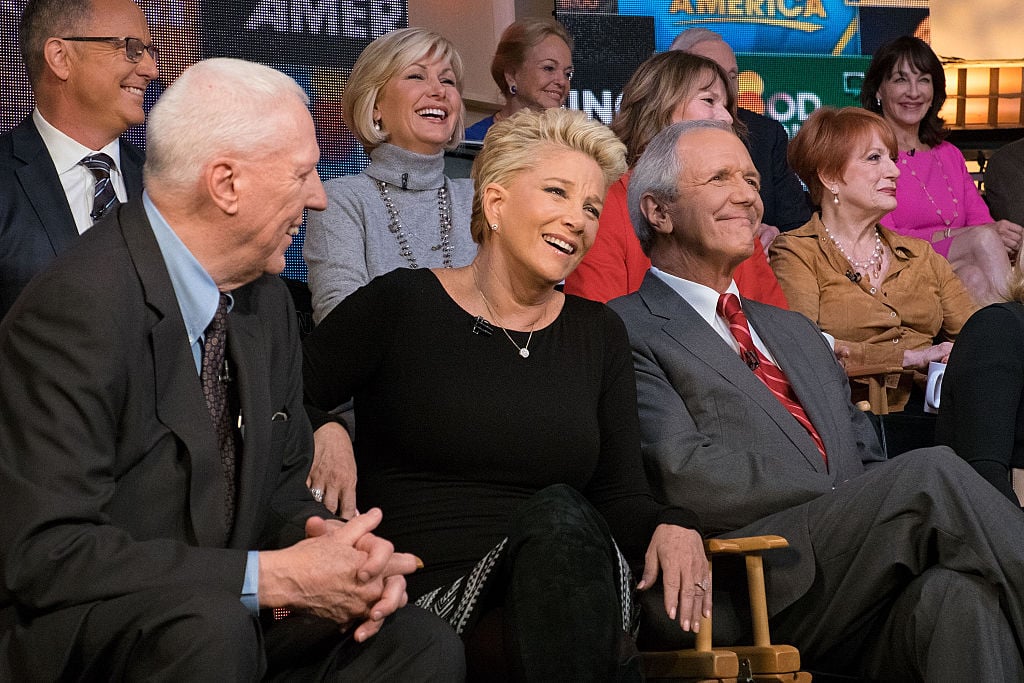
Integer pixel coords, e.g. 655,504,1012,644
743,301,839,475
639,273,827,473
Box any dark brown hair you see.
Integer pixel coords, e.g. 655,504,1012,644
861,36,947,148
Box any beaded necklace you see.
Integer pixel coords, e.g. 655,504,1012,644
900,149,960,228
375,179,454,269
823,224,884,277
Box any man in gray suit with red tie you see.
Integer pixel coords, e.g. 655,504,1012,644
0,0,153,319
0,57,463,680
609,119,1024,680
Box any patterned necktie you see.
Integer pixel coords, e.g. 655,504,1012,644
201,294,238,535
717,293,828,465
80,153,119,222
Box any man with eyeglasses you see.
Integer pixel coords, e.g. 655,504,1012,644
0,0,157,320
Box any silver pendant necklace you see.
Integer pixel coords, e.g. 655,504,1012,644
375,179,454,269
473,268,536,359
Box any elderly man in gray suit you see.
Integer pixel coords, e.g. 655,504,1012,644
608,119,1024,680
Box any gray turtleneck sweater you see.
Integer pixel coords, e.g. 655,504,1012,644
305,143,477,323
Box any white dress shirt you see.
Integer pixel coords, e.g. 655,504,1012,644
650,266,782,365
33,108,128,235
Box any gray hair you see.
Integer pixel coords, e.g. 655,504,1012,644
19,0,93,85
669,28,724,53
145,58,309,193
628,119,732,255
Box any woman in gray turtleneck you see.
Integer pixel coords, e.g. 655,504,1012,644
305,27,478,324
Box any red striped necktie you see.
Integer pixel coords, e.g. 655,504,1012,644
717,293,827,466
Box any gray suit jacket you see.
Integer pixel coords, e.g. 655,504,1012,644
0,198,324,677
0,115,145,320
609,272,885,612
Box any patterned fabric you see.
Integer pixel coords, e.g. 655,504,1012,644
717,292,828,465
80,153,119,222
201,293,237,534
415,537,637,637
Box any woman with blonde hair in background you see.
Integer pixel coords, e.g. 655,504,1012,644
464,18,574,142
304,27,478,326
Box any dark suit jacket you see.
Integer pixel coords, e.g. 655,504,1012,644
0,115,145,320
983,136,1024,226
738,108,811,232
609,272,885,613
0,198,323,678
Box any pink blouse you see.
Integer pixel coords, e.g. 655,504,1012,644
880,141,992,258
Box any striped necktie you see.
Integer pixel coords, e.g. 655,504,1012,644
80,153,119,222
717,292,828,466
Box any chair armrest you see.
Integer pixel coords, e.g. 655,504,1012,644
705,535,788,554
845,365,911,415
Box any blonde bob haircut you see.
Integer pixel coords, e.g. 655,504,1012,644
611,50,742,167
788,106,897,207
343,27,466,153
469,108,626,244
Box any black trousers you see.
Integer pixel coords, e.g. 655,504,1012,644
6,588,463,681
462,484,641,682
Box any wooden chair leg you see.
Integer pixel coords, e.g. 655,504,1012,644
642,535,811,682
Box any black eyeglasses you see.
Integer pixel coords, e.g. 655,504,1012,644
61,36,158,63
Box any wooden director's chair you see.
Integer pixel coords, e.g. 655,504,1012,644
642,535,811,683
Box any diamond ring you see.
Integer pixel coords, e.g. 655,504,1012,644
309,487,324,503
695,578,711,592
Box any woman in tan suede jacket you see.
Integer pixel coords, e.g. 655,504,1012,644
770,107,977,411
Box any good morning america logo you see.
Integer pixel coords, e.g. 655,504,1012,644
619,0,858,54
669,0,827,28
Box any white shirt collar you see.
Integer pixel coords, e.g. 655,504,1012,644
650,266,740,325
33,108,121,174
649,266,781,362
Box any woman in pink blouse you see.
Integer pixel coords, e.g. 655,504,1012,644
862,36,1023,305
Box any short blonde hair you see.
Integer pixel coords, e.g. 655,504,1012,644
469,108,626,244
611,51,742,167
1005,260,1024,304
343,27,465,153
490,18,573,98
788,106,897,206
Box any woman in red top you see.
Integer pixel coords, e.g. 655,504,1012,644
565,51,788,307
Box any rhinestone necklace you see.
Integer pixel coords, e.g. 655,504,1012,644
375,179,454,269
472,266,537,359
901,150,960,228
823,224,884,275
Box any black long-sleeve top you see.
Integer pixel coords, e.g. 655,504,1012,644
303,268,700,596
